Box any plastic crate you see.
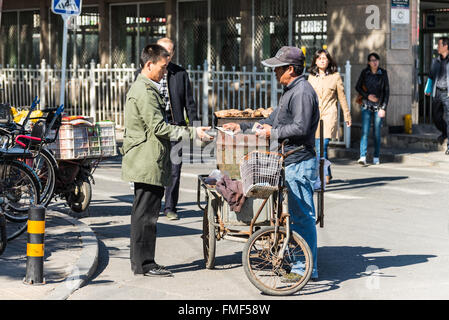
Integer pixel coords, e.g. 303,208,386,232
50,146,89,160
58,125,89,139
49,124,91,159
100,145,117,157
95,121,117,157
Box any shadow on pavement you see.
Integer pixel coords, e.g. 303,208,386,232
167,251,242,274
326,176,409,192
300,246,437,295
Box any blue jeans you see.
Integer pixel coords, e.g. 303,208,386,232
315,138,331,177
360,108,382,158
285,158,318,279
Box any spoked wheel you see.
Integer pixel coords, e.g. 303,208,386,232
242,226,313,296
67,179,92,213
5,220,28,241
29,148,57,207
0,161,41,222
202,200,216,269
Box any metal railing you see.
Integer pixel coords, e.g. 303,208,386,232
0,59,352,147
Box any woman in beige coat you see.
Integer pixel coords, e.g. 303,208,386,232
308,49,351,183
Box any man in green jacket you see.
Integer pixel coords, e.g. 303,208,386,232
121,44,212,277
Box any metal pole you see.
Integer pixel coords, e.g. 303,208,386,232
344,60,351,149
288,0,293,46
202,60,209,125
59,14,69,107
207,0,211,68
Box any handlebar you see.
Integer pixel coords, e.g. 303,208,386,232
15,135,42,148
277,139,306,159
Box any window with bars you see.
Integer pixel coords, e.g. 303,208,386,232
0,10,40,67
110,3,166,67
293,0,327,66
254,0,289,68
178,0,208,68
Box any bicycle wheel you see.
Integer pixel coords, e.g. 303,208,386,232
202,199,216,269
0,160,41,222
242,226,313,296
5,219,27,241
68,179,92,213
29,148,57,207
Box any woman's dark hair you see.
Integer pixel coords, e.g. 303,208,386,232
367,52,380,62
308,49,338,76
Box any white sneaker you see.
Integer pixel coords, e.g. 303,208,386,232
357,157,366,165
373,157,380,165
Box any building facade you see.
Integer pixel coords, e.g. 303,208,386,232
1,0,449,130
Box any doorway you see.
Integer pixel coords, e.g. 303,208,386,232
419,1,449,124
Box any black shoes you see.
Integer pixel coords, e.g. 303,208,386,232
134,264,173,277
445,148,449,155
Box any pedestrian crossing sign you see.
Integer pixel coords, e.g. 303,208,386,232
51,0,82,16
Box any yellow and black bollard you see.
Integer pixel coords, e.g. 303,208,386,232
23,206,46,285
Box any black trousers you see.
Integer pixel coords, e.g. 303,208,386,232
164,141,182,213
130,182,164,274
432,89,449,142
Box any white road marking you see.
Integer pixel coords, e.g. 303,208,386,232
380,185,432,196
324,193,364,200
93,173,126,183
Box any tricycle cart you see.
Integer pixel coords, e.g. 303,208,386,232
196,119,325,296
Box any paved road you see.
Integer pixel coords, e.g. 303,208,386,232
68,157,449,299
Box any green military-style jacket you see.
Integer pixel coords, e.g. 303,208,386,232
121,73,194,187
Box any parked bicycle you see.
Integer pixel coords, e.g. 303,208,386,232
0,126,41,251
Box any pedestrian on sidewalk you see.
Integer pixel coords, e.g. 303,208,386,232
222,46,321,281
121,44,212,277
355,52,389,165
156,37,198,221
308,49,352,183
424,36,449,154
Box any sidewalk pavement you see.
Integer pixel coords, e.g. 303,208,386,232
0,209,98,300
329,146,449,169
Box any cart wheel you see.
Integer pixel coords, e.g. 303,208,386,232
202,202,216,269
68,180,92,213
242,226,313,296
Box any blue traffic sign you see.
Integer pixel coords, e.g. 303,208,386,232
51,0,82,16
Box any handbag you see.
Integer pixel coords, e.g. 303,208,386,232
356,84,367,105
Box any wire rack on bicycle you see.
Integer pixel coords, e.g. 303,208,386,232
240,151,283,199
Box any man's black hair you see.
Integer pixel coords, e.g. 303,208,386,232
140,44,170,68
291,64,304,77
439,37,449,48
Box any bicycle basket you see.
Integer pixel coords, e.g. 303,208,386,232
240,151,283,199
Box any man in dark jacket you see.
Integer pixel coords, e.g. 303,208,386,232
425,37,449,153
157,38,198,220
223,46,320,281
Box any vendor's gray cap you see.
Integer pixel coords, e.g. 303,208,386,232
262,46,305,68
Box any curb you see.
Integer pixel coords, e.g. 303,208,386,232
43,211,99,300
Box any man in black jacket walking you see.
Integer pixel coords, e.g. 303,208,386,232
157,38,198,220
425,37,449,153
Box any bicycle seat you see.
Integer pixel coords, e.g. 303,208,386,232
0,147,33,159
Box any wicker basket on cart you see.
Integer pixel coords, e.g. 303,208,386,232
240,151,283,199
